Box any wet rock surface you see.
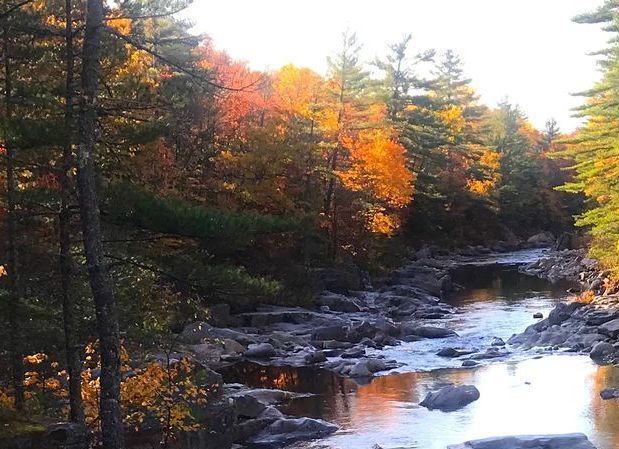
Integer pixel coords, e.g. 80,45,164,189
447,433,597,449
420,384,480,411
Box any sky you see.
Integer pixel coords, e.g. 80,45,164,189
186,0,609,132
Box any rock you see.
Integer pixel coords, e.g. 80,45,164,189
43,423,87,449
223,339,246,354
365,358,387,373
304,351,327,364
527,231,555,247
318,292,363,313
437,347,475,358
207,303,233,327
491,337,505,346
533,312,543,319
250,418,339,447
419,384,480,411
180,322,255,345
237,388,309,405
312,325,348,341
590,341,615,364
375,316,399,336
599,318,619,338
244,343,276,359
447,433,597,449
401,324,459,339
257,406,285,421
600,388,619,400
469,347,508,360
233,395,266,419
548,302,583,326
349,361,373,377
462,360,479,367
553,232,574,251
590,277,603,289
585,310,619,326
341,347,366,358
311,266,363,294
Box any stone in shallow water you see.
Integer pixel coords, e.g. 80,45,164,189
419,384,480,411
600,388,619,400
446,433,597,449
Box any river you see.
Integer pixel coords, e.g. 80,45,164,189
223,249,619,449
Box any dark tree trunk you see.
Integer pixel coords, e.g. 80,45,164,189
77,1,124,447
61,0,84,425
2,21,24,412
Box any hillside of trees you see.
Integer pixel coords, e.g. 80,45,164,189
2,0,615,447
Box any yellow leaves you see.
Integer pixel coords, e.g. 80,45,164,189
479,147,500,170
0,265,6,277
467,147,501,196
365,207,400,236
467,179,495,196
438,105,465,137
24,353,47,365
108,18,133,36
272,64,325,121
340,129,414,209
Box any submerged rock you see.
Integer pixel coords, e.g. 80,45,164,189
419,384,480,411
600,388,619,400
447,433,597,449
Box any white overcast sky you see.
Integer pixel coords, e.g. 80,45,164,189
186,0,609,131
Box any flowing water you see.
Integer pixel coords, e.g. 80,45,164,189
224,249,619,449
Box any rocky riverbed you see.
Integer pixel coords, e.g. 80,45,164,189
147,243,618,449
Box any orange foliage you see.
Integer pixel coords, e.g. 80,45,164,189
340,129,414,208
195,42,267,142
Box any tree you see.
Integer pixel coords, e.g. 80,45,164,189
77,0,124,447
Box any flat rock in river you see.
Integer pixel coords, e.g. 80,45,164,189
447,433,597,449
401,324,459,339
250,417,339,447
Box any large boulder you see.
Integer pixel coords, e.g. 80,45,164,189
250,417,339,447
598,318,619,338
447,433,597,449
526,231,556,247
419,384,480,411
590,341,615,364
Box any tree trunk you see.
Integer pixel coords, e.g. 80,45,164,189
2,21,24,412
77,1,124,447
61,0,84,425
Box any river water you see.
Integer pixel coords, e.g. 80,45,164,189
224,249,619,449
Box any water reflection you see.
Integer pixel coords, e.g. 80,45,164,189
224,358,619,449
222,254,619,448
449,263,575,305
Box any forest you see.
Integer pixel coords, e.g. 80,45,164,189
1,1,619,449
